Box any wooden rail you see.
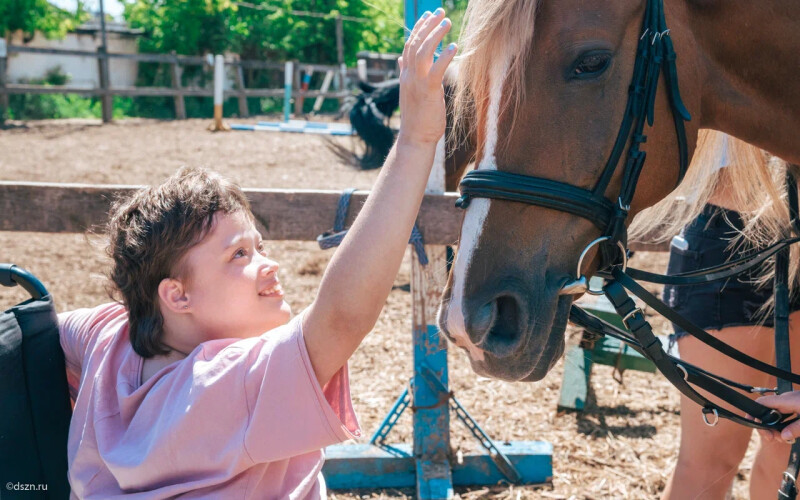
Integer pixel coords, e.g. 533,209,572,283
0,181,668,251
0,42,394,123
0,182,461,244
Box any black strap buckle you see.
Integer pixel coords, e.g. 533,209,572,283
621,307,644,330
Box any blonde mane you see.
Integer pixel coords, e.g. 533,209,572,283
451,0,539,154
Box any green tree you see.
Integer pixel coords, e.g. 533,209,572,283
0,0,88,39
121,0,474,64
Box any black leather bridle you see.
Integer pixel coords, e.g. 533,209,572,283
455,0,800,497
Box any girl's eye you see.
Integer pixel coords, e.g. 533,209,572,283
571,51,612,80
257,242,267,254
234,248,247,259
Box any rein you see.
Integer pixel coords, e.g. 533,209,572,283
455,0,800,497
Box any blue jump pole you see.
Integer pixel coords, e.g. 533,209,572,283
321,2,553,496
283,61,293,123
405,3,453,498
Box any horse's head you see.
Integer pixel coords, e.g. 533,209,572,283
439,0,703,381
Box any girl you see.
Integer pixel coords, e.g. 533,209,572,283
58,10,457,498
630,131,800,499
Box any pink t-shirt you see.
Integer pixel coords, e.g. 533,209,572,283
58,303,361,499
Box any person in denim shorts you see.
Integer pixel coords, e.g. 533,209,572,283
661,134,800,500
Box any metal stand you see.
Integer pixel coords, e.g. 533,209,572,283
322,337,553,495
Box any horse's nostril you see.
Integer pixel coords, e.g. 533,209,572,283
483,295,525,358
465,301,496,344
463,294,526,357
492,296,519,339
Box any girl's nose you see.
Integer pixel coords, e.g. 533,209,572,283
258,259,279,277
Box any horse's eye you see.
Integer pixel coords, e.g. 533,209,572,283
571,52,612,79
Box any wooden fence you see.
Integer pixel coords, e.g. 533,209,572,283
0,40,395,123
0,182,460,242
0,180,667,252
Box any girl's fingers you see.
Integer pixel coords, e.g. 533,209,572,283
417,17,452,70
403,12,426,63
780,419,800,442
406,8,445,68
758,392,800,413
429,42,458,84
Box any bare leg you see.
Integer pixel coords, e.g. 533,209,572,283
662,323,775,500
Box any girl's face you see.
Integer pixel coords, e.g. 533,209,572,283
180,211,292,341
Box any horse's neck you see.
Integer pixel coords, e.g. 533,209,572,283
682,0,800,163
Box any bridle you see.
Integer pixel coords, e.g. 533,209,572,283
454,0,800,497
457,0,690,294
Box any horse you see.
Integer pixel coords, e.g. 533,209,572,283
437,0,800,383
341,69,476,191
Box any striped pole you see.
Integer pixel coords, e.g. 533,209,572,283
357,59,367,82
312,70,335,115
209,55,229,131
283,61,293,123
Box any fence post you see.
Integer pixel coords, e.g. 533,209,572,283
97,46,113,123
169,51,186,120
234,63,248,118
0,39,8,124
335,14,347,98
294,65,307,117
292,61,303,118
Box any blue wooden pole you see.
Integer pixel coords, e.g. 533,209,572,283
405,0,443,38
404,2,451,498
283,61,293,123
320,2,553,494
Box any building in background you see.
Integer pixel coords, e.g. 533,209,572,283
7,15,142,88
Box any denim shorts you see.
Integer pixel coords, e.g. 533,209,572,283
663,205,800,339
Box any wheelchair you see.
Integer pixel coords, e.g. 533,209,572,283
0,264,71,499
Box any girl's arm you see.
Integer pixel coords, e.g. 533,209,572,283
303,8,457,386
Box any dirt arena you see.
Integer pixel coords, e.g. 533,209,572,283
0,119,762,498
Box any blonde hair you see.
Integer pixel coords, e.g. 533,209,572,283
629,130,799,306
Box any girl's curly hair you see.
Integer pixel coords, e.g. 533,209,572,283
106,167,252,358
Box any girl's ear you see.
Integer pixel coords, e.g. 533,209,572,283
158,278,190,313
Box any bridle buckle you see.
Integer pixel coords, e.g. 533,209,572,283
621,307,644,330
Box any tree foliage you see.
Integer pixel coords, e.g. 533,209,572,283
122,0,466,64
1,0,89,39
122,0,403,65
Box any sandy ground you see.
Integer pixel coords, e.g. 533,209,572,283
0,118,763,498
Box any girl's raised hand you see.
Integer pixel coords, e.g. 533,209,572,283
397,8,457,147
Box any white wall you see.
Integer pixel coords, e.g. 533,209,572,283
8,30,139,88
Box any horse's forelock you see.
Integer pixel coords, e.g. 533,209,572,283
452,0,540,158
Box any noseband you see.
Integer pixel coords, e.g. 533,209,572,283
454,1,800,497
456,0,690,293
